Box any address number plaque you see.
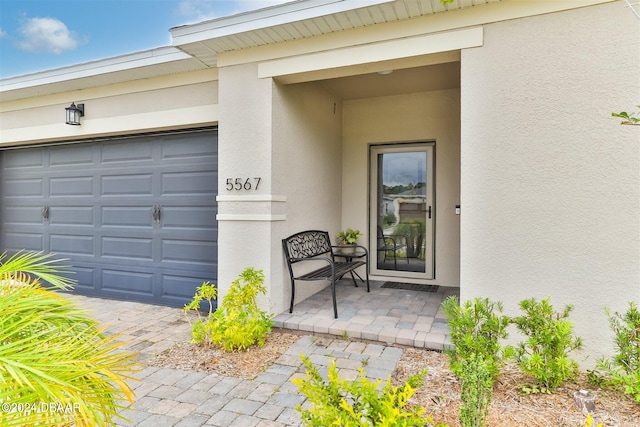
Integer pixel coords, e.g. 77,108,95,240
225,177,262,191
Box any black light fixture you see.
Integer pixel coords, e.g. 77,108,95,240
65,102,84,125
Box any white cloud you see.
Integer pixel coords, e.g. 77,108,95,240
17,17,80,54
0,28,7,38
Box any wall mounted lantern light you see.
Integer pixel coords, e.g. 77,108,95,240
65,102,84,125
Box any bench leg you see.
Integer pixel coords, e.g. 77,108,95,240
331,279,338,319
289,280,296,313
364,266,370,293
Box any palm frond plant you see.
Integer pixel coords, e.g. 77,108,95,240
0,251,139,427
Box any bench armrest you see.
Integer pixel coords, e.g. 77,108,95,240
287,256,334,265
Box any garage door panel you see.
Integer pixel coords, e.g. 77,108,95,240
102,206,154,228
50,145,94,167
102,236,154,260
50,206,95,226
161,171,217,196
101,140,154,164
50,234,94,256
2,150,43,169
161,239,216,265
70,266,96,290
50,176,94,197
4,178,43,197
101,174,154,196
162,207,216,230
160,133,217,161
4,232,44,252
101,269,154,295
3,206,43,225
161,273,217,302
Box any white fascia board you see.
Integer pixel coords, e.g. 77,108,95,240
0,47,191,93
216,195,287,202
258,26,483,79
170,0,393,46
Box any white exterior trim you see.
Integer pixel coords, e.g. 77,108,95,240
216,195,287,202
216,214,286,221
258,27,482,79
0,47,195,91
0,69,218,112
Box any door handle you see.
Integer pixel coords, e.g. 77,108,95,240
426,205,431,219
152,205,162,224
42,205,49,222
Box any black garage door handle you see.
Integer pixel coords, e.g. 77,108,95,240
152,205,162,224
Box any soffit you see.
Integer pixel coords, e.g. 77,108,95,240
171,0,502,67
319,61,460,100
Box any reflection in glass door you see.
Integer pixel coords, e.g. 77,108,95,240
370,144,434,280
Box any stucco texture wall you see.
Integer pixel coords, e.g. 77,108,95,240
271,80,343,313
460,2,640,364
216,63,274,310
216,62,343,315
343,88,461,287
0,73,218,145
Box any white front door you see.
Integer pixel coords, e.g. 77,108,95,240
370,143,434,280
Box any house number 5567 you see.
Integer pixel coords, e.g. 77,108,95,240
225,177,262,191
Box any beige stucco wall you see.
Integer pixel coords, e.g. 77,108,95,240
460,2,640,366
216,61,343,315
0,70,218,145
343,89,462,287
272,81,343,312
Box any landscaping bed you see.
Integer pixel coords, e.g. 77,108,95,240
148,330,639,427
394,347,640,427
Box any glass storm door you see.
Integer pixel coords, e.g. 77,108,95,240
370,144,434,280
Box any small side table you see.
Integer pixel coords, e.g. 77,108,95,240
333,247,368,286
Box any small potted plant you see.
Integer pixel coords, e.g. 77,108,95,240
336,228,362,254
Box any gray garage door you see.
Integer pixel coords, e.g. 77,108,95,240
0,128,218,307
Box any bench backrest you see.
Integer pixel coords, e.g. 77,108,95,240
282,230,333,264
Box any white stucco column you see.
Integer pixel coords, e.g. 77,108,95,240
216,62,286,313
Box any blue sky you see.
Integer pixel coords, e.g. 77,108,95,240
0,0,291,79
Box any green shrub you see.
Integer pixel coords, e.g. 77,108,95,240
0,251,138,427
441,296,509,380
459,354,493,427
293,355,442,427
184,267,273,352
590,302,640,404
508,297,583,392
183,281,218,346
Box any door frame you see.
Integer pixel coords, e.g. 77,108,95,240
368,141,435,281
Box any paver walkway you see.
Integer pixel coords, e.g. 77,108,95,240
273,280,457,350
69,295,408,427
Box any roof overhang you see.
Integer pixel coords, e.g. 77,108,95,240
0,0,616,102
0,47,208,102
169,0,496,68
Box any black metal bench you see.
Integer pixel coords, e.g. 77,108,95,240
282,230,370,318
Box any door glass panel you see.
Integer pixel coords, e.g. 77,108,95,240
370,144,434,279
